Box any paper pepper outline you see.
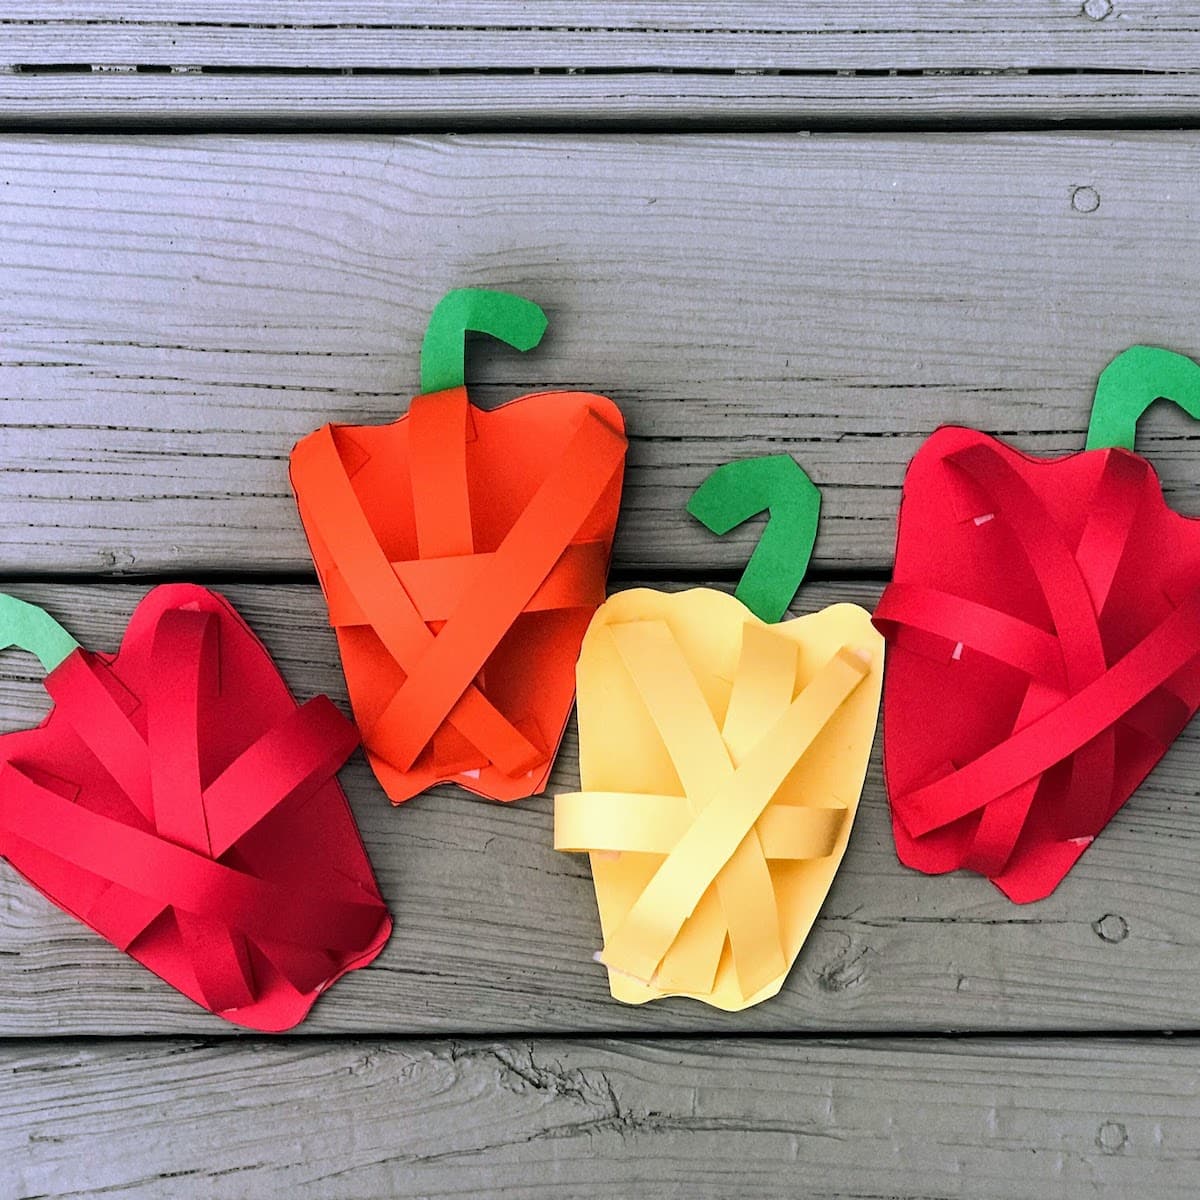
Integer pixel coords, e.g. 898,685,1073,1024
556,454,883,1010
874,345,1200,902
0,585,392,1030
290,287,627,804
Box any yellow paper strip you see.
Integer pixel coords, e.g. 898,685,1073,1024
609,620,784,993
554,793,847,860
597,642,869,987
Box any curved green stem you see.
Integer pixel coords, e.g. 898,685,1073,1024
1086,345,1200,451
687,454,821,624
419,288,549,395
0,594,80,674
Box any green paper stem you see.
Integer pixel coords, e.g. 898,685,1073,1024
418,288,549,395
687,454,822,624
0,594,80,674
1086,345,1200,452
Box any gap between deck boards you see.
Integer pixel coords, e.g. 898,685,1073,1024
0,1027,1192,1047
0,565,896,588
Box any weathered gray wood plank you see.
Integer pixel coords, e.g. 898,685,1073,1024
5,3,1199,125
0,581,1197,1037
7,71,1200,130
3,1035,1195,1198
5,133,1200,576
4,2,1198,70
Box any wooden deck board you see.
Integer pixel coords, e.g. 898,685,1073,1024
4,2,1198,70
5,1035,1197,1198
4,3,1200,126
0,582,1196,1038
5,133,1200,576
8,72,1200,131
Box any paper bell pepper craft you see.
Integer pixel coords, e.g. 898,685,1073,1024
290,288,627,804
555,456,884,1010
874,346,1200,903
0,584,391,1031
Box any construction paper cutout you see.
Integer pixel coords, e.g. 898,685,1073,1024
687,455,821,623
1086,345,1200,451
0,594,79,672
555,588,882,1010
874,346,1200,902
0,584,391,1030
556,454,879,1009
419,288,548,395
290,288,627,804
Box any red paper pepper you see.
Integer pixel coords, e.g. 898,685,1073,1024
874,347,1200,902
290,289,627,804
0,584,391,1030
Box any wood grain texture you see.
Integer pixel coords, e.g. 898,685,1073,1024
0,581,1197,1038
4,2,1199,70
5,2,1200,126
9,72,1200,130
4,1035,1197,1198
5,133,1200,576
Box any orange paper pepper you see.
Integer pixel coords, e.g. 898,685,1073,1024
290,289,627,803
